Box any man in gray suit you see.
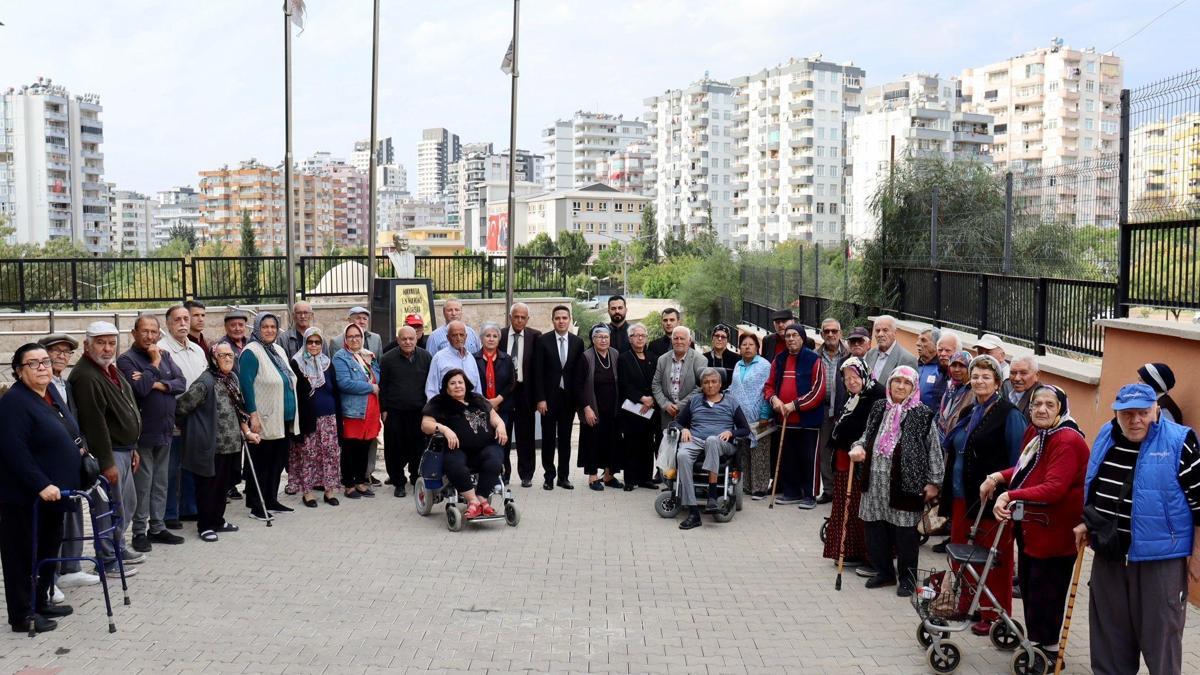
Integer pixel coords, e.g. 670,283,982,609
652,326,707,429
865,315,918,384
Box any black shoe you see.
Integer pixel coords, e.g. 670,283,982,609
384,477,394,486
1012,581,1022,599
356,489,376,498
149,530,185,545
588,481,604,491
521,480,533,488
164,519,183,530
703,497,720,513
603,477,623,489
131,534,152,553
38,605,73,618
623,485,634,492
227,487,242,500
855,565,878,579
932,539,949,553
267,503,295,513
865,574,897,589
323,495,340,506
180,513,199,522
302,497,318,508
815,492,833,505
543,481,554,491
408,475,418,486
313,485,324,492
557,480,574,490
344,490,361,500
897,582,915,598
284,487,297,496
394,485,406,498
12,615,57,633
218,521,240,532
638,481,658,489
679,513,702,530
369,476,382,486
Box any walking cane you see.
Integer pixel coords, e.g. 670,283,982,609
767,422,788,509
241,440,274,528
1053,542,1087,674
834,467,856,591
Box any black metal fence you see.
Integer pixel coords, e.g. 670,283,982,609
884,267,1116,357
0,255,568,310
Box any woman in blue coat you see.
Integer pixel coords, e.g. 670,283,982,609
333,324,382,499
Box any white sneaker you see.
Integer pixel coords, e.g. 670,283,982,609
50,584,65,604
57,571,101,588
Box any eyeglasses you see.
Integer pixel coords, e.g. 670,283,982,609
22,358,53,370
215,353,236,360
821,329,840,335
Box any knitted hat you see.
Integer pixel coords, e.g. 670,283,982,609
1137,362,1175,396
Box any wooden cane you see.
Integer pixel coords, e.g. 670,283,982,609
834,466,856,590
1054,542,1087,674
767,422,788,509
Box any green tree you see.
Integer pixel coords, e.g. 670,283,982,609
166,224,198,253
555,230,591,275
514,232,555,258
635,203,659,266
592,241,627,281
239,210,261,303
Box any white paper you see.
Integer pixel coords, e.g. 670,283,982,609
622,399,654,419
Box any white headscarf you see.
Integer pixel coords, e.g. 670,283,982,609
292,326,330,389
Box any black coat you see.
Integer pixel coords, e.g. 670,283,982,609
500,326,541,407
532,331,584,410
705,349,740,389
290,360,340,436
475,350,517,416
828,381,885,462
938,397,1021,520
0,381,82,505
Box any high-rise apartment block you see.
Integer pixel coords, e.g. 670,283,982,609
846,74,993,240
416,128,460,200
322,163,367,248
595,143,651,198
448,147,544,234
644,77,738,245
351,137,394,173
541,112,647,191
152,186,201,249
730,56,865,247
0,78,110,252
109,187,154,255
198,159,332,255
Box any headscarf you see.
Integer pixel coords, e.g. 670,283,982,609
210,343,250,424
292,326,330,390
947,356,1004,452
342,324,375,381
251,312,290,376
1010,384,1080,489
836,356,874,422
938,350,974,430
590,323,611,340
874,365,921,458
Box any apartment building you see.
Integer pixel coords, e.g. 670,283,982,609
198,159,332,255
323,163,367,248
462,180,542,252
644,77,738,246
595,143,651,195
0,78,110,252
152,186,201,249
730,56,865,247
541,112,647,190
448,147,543,235
1129,112,1200,216
350,136,394,174
522,183,650,259
109,188,154,255
416,128,460,200
847,74,993,240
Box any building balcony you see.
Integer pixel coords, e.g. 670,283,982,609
953,130,993,144
733,111,749,123
44,126,68,139
767,104,780,115
767,159,780,170
733,180,748,191
789,118,814,131
768,196,779,206
734,93,748,105
732,127,749,140
80,132,103,144
789,99,814,112
789,194,813,205
688,117,708,128
788,80,814,93
44,109,68,122
732,198,748,208
732,216,749,226
790,137,814,149
788,175,813,186
788,212,813,224
789,156,814,168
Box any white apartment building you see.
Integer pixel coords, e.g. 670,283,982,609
416,128,460,200
384,198,447,234
541,112,647,190
152,186,201,249
730,56,865,247
448,148,544,235
1129,112,1200,215
350,137,394,174
109,188,154,255
644,77,738,246
847,74,993,240
0,78,110,252
522,184,650,260
595,143,651,195
463,180,542,252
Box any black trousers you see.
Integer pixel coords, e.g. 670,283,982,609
341,438,372,487
0,502,64,627
444,444,504,496
383,409,424,484
621,413,656,486
864,520,920,586
245,436,289,516
1017,547,1077,648
540,399,575,483
195,453,238,534
506,395,537,482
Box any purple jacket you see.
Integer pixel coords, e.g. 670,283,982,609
117,346,186,448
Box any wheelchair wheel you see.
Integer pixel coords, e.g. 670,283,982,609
926,640,962,674
446,504,464,532
654,491,681,518
504,502,520,527
1010,646,1050,675
989,619,1024,652
414,480,434,516
712,497,736,523
735,486,744,512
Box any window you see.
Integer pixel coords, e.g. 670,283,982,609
1047,81,1059,93
829,204,838,214
585,201,594,211
586,222,594,231
599,222,607,231
572,222,581,230
614,202,623,212
1085,80,1095,92
816,203,825,213
572,201,581,213
598,201,607,212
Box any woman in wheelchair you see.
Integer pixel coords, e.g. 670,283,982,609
420,369,508,520
672,368,751,530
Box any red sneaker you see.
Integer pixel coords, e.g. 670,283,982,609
464,502,485,520
481,502,496,517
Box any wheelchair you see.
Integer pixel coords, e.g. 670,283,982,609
413,433,520,531
653,429,745,523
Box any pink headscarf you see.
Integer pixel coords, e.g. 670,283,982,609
874,365,921,458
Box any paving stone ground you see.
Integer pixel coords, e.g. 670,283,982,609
1,448,1198,674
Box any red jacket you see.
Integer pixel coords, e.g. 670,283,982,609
1000,425,1090,559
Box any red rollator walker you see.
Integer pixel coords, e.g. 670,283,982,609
27,476,131,637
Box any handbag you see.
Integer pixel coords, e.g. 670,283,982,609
48,398,99,488
1082,468,1133,562
419,433,447,489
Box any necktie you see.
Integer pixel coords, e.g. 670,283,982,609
558,335,567,388
511,332,522,382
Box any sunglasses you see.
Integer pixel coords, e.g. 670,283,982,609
821,329,840,335
306,339,322,345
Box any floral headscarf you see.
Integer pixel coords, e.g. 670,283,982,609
292,326,329,389
874,365,921,458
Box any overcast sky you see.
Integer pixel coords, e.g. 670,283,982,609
2,0,1196,195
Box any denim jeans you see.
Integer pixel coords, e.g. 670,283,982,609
165,435,197,520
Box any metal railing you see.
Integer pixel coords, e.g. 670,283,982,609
0,254,568,310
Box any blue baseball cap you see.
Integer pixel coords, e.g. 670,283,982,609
1112,383,1158,411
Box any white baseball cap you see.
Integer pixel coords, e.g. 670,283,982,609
85,321,120,338
973,333,1004,350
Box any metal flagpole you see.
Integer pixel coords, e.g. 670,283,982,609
283,1,297,304
367,0,380,296
503,0,520,321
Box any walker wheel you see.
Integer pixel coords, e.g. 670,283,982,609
916,619,949,648
504,502,520,527
989,619,1024,652
819,518,829,543
414,481,434,516
446,504,464,532
654,491,680,518
1010,646,1050,675
926,640,962,674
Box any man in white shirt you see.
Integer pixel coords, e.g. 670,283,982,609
425,299,481,355
424,321,482,400
159,305,210,527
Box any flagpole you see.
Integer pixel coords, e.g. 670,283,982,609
504,0,520,321
283,1,296,305
367,0,380,298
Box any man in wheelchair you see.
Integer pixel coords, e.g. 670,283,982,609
671,368,752,530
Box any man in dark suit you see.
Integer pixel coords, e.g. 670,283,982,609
500,302,542,487
647,307,693,360
533,304,584,490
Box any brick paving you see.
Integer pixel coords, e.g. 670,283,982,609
2,453,1198,674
